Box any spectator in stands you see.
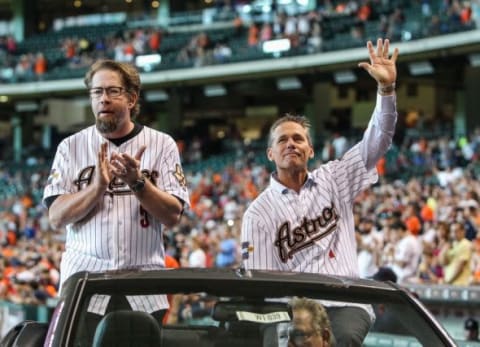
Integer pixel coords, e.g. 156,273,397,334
288,297,334,347
411,246,440,284
440,222,472,285
357,2,372,22
147,28,162,52
215,226,238,268
388,220,422,283
241,38,399,347
248,23,259,47
462,204,479,241
356,217,383,279
177,293,217,324
188,235,208,268
34,52,47,80
470,238,480,285
212,42,232,64
259,22,273,43
297,13,311,45
14,54,33,81
232,13,244,36
42,60,189,342
61,38,76,60
5,35,16,55
465,317,479,341
402,202,423,237
306,20,322,53
93,37,107,59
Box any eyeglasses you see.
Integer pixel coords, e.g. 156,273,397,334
289,328,317,346
89,86,125,99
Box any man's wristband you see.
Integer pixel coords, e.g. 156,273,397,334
378,83,396,96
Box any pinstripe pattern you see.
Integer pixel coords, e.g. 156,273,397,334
44,125,189,311
242,145,374,277
241,95,397,280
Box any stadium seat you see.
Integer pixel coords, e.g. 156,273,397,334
92,310,162,347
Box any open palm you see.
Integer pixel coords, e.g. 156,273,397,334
358,39,399,85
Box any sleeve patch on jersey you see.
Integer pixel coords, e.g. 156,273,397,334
47,169,61,185
241,241,254,260
172,164,187,190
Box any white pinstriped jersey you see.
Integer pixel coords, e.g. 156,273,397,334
43,124,189,312
241,94,397,278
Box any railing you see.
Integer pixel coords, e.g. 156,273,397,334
404,284,480,342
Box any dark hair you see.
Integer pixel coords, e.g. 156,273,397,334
373,266,398,283
84,59,141,119
389,221,406,231
465,318,479,331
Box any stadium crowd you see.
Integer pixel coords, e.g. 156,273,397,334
1,124,480,306
0,0,476,81
0,1,479,326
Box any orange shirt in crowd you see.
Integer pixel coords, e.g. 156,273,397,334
420,204,434,222
45,284,57,298
149,31,161,51
248,24,259,46
357,4,371,21
376,157,386,176
34,53,47,75
244,179,258,200
7,231,16,246
64,40,76,59
2,247,14,258
165,254,180,269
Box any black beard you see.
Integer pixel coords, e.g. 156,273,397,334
96,116,118,134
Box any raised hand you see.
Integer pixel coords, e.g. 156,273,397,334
358,38,399,86
96,142,112,189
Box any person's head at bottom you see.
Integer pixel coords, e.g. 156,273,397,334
288,298,333,347
464,317,479,341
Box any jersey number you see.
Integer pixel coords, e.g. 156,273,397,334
140,206,150,228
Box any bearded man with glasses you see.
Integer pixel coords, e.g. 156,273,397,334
43,60,190,346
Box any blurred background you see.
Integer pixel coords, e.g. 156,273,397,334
0,0,480,344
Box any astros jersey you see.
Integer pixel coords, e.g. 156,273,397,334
241,94,397,277
43,125,190,292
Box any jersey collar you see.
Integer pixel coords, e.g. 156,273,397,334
269,171,316,194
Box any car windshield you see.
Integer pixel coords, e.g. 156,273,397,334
68,293,432,347
44,269,470,347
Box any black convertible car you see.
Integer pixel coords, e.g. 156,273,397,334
0,268,467,347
